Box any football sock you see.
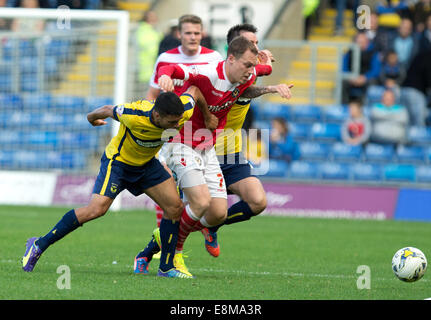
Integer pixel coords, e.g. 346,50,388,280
136,238,160,262
159,218,180,272
176,204,200,253
209,200,254,233
35,209,81,252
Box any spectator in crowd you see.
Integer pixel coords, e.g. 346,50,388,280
343,32,382,102
365,12,395,54
379,50,406,90
12,0,45,32
0,0,12,31
370,89,409,144
341,99,372,146
418,14,431,53
303,0,320,39
158,20,181,55
268,117,300,162
391,18,418,69
334,0,360,36
136,11,163,89
409,0,431,33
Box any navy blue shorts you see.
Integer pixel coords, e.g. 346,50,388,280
218,152,255,192
93,153,171,199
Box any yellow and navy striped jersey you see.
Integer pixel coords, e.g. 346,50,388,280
215,97,251,156
105,94,195,167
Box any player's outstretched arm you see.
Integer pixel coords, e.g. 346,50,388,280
87,105,115,126
185,85,218,131
242,83,294,99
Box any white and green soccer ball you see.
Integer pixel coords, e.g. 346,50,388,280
392,247,427,282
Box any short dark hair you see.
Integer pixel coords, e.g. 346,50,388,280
227,23,258,44
178,14,202,31
227,36,258,59
153,92,184,116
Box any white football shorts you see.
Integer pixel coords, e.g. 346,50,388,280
158,142,227,199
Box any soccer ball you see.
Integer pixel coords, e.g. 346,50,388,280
391,247,427,282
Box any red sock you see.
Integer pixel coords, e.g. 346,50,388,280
176,205,199,252
155,204,163,228
190,220,206,232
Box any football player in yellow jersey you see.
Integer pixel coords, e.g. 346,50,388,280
201,24,294,257
22,86,215,278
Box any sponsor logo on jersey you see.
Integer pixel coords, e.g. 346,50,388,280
208,100,235,112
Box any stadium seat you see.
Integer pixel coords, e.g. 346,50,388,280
253,119,271,130
350,163,383,181
383,164,416,182
53,95,87,111
289,161,319,179
86,96,114,112
310,122,341,141
288,122,311,140
322,104,349,123
0,74,12,92
0,150,14,168
20,74,40,92
21,93,53,110
396,145,425,163
319,162,349,180
257,102,291,120
263,159,289,177
298,141,331,160
415,165,431,183
407,126,431,145
364,143,395,162
366,85,385,104
0,129,21,147
331,142,362,161
291,104,322,122
0,93,22,110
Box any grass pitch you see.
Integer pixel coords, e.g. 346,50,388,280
0,205,430,300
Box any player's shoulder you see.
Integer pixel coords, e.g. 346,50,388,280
200,46,223,59
155,47,182,63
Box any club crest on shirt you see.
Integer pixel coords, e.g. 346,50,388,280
232,88,240,98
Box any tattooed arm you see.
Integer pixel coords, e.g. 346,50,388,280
242,83,294,99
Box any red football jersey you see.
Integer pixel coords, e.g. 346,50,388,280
158,61,272,149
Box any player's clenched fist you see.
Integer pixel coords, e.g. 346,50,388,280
158,74,175,92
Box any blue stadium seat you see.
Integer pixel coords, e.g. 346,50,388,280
288,122,311,140
0,93,22,110
319,162,349,180
350,163,383,181
58,132,99,149
45,40,71,58
87,96,114,112
53,95,87,111
396,145,425,163
253,119,271,130
21,131,58,148
0,150,14,168
291,104,322,122
407,126,431,145
366,85,385,104
264,159,289,177
0,74,12,92
383,164,416,182
45,151,86,169
256,102,291,120
331,142,362,161
0,130,21,147
415,166,431,183
364,143,395,162
322,104,349,123
310,122,341,141
22,93,53,110
289,161,319,179
298,141,331,160
21,74,40,92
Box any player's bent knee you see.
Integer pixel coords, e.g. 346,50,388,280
249,194,267,215
163,200,184,221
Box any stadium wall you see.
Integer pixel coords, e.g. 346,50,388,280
1,170,430,222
